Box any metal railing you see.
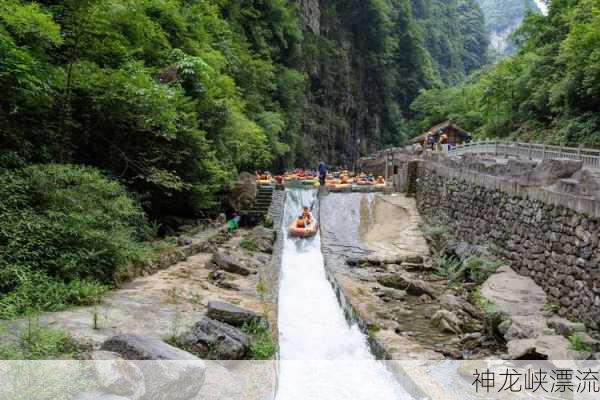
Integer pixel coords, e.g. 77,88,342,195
448,140,600,169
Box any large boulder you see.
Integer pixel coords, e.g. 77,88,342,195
480,266,546,319
547,316,586,337
100,334,205,400
207,300,265,328
93,358,145,400
438,293,480,319
507,335,572,360
229,172,256,212
498,316,547,341
504,159,538,180
252,226,276,253
431,310,462,334
178,318,249,360
530,159,582,186
101,334,200,361
211,249,251,276
377,273,438,298
75,393,130,400
481,266,548,343
555,169,600,198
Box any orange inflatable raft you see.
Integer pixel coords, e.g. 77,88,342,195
288,214,319,238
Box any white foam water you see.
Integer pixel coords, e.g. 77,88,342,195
276,189,412,400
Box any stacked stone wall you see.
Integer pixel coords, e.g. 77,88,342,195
415,161,600,329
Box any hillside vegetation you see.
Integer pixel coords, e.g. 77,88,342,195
410,0,600,146
0,0,489,315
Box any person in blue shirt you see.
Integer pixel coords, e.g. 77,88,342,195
318,161,327,185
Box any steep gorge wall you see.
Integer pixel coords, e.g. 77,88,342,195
295,0,390,167
413,159,600,329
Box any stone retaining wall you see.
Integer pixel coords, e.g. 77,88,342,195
414,160,600,329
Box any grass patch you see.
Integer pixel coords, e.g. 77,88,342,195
568,334,593,352
0,321,81,360
470,288,505,339
432,255,465,284
0,277,108,320
242,322,277,360
543,302,561,314
262,216,274,229
463,256,503,285
240,236,259,252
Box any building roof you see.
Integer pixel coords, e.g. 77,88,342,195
408,120,472,144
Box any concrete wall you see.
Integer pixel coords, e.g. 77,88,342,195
413,159,600,329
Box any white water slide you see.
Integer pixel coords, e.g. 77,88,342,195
275,189,412,400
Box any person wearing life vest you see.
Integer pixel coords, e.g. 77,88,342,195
302,206,312,222
377,176,385,184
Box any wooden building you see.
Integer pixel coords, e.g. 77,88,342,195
409,120,472,147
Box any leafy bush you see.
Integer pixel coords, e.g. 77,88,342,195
432,255,465,284
463,256,503,285
240,236,259,252
0,322,79,360
568,334,593,353
422,225,454,255
241,322,278,360
0,164,150,317
470,288,505,339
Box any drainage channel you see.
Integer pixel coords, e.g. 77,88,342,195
275,188,413,400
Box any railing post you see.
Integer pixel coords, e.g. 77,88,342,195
542,143,546,160
578,145,582,161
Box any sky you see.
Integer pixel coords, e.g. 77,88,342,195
533,0,548,15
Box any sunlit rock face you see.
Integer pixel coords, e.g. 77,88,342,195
477,0,543,57
297,0,320,34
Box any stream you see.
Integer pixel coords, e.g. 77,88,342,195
275,189,412,400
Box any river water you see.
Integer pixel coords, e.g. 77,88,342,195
275,189,412,400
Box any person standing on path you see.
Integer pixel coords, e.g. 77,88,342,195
318,160,327,186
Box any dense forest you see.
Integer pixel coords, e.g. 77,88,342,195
0,0,488,316
410,0,600,146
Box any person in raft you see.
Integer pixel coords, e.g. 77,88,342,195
296,206,312,228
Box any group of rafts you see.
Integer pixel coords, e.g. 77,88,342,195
257,171,386,191
256,170,386,238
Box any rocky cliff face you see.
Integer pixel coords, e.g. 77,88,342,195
297,0,320,34
294,0,397,168
294,0,488,168
477,0,541,57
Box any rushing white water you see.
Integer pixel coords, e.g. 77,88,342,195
276,189,412,400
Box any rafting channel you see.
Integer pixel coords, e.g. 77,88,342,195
275,188,413,400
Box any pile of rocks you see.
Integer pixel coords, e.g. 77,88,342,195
207,226,275,291
175,300,266,360
481,266,600,360
347,252,494,358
